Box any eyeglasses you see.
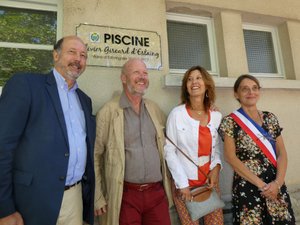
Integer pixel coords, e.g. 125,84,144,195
256,133,276,143
239,86,260,94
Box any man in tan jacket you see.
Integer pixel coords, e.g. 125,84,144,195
94,58,173,225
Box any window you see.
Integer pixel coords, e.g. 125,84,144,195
0,0,61,86
166,13,218,75
243,24,283,78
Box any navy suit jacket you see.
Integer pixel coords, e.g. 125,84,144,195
0,72,95,225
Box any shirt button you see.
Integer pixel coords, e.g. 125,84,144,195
59,176,65,181
65,153,69,157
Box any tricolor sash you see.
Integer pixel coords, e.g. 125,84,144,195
230,108,277,167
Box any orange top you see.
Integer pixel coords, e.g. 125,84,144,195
186,106,212,187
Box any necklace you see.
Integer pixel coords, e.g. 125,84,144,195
195,110,204,115
257,110,264,125
256,110,275,142
191,106,205,115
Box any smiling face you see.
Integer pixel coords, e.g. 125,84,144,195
53,36,87,83
234,78,261,107
121,59,149,97
186,69,206,98
181,66,215,110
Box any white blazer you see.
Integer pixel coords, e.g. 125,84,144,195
164,104,223,189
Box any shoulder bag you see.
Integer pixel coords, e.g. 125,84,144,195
165,135,225,221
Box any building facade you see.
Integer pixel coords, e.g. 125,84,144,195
1,0,300,224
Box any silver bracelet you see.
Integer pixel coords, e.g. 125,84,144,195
274,180,281,190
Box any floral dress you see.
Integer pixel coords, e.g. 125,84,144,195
219,111,295,225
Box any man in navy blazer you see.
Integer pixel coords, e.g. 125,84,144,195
0,36,95,225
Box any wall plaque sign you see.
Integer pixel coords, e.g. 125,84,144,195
76,24,162,69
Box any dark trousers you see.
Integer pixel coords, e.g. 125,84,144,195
119,182,171,225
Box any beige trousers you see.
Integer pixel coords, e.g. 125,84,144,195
56,183,83,225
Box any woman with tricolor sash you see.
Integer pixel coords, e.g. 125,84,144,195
219,74,295,224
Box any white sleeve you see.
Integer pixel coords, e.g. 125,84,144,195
164,109,190,189
210,112,223,170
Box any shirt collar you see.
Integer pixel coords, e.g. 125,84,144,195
53,68,78,92
119,91,144,109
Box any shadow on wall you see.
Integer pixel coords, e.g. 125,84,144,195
219,150,234,225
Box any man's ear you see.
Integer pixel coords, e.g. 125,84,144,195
53,50,59,63
121,73,126,84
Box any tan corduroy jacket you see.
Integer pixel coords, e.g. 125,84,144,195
94,94,173,225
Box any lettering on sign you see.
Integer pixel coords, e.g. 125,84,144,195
76,24,162,69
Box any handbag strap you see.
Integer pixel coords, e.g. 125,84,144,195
165,134,208,179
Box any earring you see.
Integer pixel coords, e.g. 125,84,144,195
205,91,208,98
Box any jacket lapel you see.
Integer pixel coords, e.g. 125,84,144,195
45,72,69,148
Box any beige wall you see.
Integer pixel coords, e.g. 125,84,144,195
61,0,300,199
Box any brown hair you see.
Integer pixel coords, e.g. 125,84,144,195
181,66,215,111
233,74,261,92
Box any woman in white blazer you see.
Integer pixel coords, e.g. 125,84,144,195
164,66,224,225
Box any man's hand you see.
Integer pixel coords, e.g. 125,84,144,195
0,212,24,225
94,205,107,216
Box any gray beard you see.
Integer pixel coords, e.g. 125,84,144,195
66,70,81,81
126,83,146,96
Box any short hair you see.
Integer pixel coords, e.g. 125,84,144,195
53,37,64,52
121,58,145,75
233,74,261,92
181,66,216,111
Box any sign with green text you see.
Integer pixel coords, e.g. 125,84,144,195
76,24,162,69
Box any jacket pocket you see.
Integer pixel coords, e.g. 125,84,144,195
14,170,33,186
175,123,190,144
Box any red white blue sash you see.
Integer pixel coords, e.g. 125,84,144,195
230,108,277,167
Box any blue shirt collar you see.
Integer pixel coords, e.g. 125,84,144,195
53,68,78,92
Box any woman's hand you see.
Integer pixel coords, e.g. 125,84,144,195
178,187,193,202
207,164,221,190
261,181,280,200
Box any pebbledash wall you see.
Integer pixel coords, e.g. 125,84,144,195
62,0,300,224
